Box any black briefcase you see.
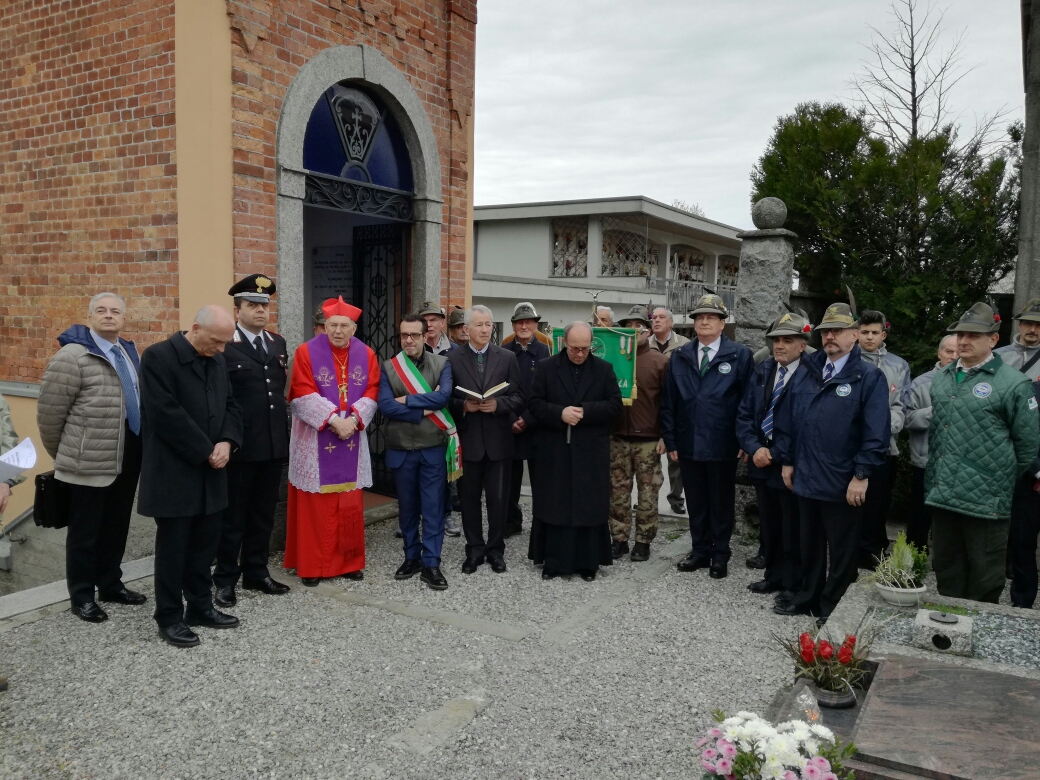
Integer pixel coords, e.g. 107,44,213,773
33,471,70,529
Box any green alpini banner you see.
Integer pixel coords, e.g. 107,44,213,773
551,327,638,405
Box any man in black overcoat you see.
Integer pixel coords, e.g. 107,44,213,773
501,302,551,537
139,305,243,648
528,321,623,581
446,305,524,574
213,275,291,609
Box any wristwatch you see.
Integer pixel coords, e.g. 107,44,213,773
855,471,868,481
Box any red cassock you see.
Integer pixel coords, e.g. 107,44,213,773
284,339,380,578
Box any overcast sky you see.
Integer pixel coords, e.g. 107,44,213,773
473,0,1025,230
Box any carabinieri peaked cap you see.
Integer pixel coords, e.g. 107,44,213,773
1013,297,1040,323
689,292,729,318
617,304,651,327
766,311,812,339
511,301,541,323
947,302,1001,333
228,273,275,303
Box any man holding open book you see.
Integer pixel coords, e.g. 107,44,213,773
447,305,524,575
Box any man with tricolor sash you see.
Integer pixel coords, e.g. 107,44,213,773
285,296,380,587
378,314,459,590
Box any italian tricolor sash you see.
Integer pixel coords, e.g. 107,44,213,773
389,351,463,482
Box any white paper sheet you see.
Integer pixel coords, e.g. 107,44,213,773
0,438,36,483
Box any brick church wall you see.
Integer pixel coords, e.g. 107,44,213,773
0,0,179,382
226,0,476,328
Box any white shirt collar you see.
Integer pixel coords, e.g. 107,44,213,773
89,328,119,356
696,336,722,362
776,358,800,384
469,341,490,356
238,323,264,341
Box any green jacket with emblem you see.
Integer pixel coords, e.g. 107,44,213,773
925,353,1040,519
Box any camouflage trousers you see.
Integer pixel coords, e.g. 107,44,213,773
609,437,664,544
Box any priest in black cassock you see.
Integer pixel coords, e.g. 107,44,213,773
528,321,623,581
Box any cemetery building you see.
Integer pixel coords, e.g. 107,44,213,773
471,197,742,334
0,0,477,525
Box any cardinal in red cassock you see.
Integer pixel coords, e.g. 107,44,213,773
285,296,380,584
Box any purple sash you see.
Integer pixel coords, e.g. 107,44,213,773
308,333,369,493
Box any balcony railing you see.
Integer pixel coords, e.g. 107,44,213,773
646,278,736,316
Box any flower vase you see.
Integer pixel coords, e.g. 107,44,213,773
809,684,856,709
875,582,927,607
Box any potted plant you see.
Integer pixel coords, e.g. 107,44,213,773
774,626,876,709
868,531,929,606
697,710,856,779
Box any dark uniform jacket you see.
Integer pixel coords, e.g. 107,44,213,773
224,327,289,462
502,337,550,460
736,356,797,489
528,352,623,527
447,344,524,462
660,333,754,461
774,345,890,504
138,332,243,518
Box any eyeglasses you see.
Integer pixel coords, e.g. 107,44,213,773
400,333,424,341
566,345,591,354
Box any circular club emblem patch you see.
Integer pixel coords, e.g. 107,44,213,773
718,362,732,374
973,382,993,398
836,384,852,397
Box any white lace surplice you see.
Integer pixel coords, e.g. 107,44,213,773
288,394,378,493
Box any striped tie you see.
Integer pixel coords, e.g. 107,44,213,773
824,362,834,382
111,347,140,435
760,366,787,440
699,346,711,375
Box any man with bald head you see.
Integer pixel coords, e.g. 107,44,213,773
139,305,243,648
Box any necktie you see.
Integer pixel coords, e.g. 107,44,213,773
699,346,711,375
476,351,485,377
760,366,787,440
824,362,834,382
253,334,267,357
111,347,141,435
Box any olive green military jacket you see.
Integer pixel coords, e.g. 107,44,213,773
925,354,1040,519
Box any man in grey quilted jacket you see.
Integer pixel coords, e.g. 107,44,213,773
904,335,958,550
38,293,146,623
856,310,911,568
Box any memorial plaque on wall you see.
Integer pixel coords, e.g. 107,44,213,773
311,246,353,307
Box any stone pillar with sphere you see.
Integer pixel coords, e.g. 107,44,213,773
733,197,798,351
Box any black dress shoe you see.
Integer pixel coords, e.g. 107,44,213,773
342,570,364,581
301,577,321,587
185,607,240,629
395,559,424,580
488,556,507,573
503,524,522,539
773,601,811,617
461,556,484,574
71,601,109,623
709,562,728,579
242,576,290,595
677,553,712,572
541,569,559,580
580,570,596,582
745,554,767,570
748,579,781,594
158,622,200,648
213,586,237,608
774,590,796,605
630,542,650,562
98,586,147,606
611,540,630,559
395,529,404,539
668,501,686,515
421,566,449,590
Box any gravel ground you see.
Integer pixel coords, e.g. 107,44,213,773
0,490,800,780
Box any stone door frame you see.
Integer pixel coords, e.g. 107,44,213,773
275,44,443,351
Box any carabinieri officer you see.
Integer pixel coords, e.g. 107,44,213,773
213,274,291,607
773,300,890,624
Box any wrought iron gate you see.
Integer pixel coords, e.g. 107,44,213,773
352,222,406,495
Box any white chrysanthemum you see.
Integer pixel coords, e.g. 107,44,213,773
809,724,834,742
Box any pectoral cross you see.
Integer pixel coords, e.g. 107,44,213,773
324,442,337,454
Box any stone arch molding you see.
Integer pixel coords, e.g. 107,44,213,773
275,44,443,350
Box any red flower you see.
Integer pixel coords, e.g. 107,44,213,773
800,646,815,664
844,635,857,648
802,324,812,333
817,640,834,661
885,321,891,329
799,632,814,648
994,314,1002,322
838,646,854,665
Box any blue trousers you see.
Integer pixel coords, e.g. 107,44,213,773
389,447,447,567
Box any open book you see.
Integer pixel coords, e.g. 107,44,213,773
457,382,509,401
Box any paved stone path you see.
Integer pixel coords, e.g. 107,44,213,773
0,499,797,780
